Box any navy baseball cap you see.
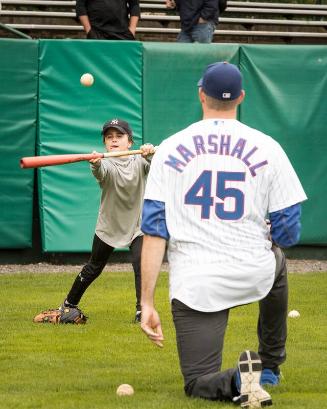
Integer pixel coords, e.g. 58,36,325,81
102,118,133,138
198,62,242,101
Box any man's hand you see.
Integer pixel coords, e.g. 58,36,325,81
140,143,156,157
129,15,139,36
141,304,164,348
166,0,176,9
79,15,91,34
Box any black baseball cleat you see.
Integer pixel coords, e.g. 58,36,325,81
59,299,78,312
238,350,273,408
134,310,142,323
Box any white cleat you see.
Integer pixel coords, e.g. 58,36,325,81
238,350,273,408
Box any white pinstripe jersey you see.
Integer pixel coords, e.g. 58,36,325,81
144,119,307,311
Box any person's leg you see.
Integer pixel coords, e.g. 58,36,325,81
65,234,114,306
176,29,192,43
129,235,143,314
172,299,237,401
191,22,215,43
258,245,288,376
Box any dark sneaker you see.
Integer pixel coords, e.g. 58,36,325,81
134,310,141,323
238,350,272,408
261,369,280,386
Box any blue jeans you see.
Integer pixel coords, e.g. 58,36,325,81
177,22,215,43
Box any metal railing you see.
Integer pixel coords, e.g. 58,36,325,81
3,23,327,38
1,0,327,39
0,22,32,38
2,10,327,28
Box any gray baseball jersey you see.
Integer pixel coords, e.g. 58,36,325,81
144,119,307,312
91,155,150,248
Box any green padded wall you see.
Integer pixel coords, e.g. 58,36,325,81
240,46,327,244
38,40,143,251
143,43,240,145
0,39,38,248
2,40,324,251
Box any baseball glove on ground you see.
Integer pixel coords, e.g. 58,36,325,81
33,307,87,324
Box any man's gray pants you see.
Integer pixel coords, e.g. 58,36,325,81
171,246,287,401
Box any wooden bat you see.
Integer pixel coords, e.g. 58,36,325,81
20,149,149,169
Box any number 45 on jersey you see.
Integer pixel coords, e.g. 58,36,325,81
184,171,245,221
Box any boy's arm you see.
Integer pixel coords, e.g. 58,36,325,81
140,143,156,169
139,144,156,174
89,154,109,184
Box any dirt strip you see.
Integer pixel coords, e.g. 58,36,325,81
0,260,327,274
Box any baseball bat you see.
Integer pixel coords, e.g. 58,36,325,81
20,149,145,169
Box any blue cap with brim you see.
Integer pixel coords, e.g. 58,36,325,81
198,61,242,101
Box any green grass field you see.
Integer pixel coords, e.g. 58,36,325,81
0,270,326,409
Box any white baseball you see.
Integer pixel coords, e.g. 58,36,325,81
116,384,134,396
288,310,300,318
80,73,94,87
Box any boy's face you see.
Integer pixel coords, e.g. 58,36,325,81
104,128,132,152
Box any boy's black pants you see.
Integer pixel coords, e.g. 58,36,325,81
66,234,142,311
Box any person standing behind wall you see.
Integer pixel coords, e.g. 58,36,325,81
166,0,220,43
76,0,140,40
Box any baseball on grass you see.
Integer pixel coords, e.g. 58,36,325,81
116,384,134,396
288,310,300,318
80,73,94,87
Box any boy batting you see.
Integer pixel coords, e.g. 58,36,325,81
34,118,155,324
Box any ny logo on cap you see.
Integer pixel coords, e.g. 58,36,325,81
110,119,119,125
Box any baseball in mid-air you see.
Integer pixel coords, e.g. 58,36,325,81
116,384,134,396
80,73,94,87
288,310,300,318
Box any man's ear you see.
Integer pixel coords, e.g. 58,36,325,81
237,90,245,105
198,88,206,104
